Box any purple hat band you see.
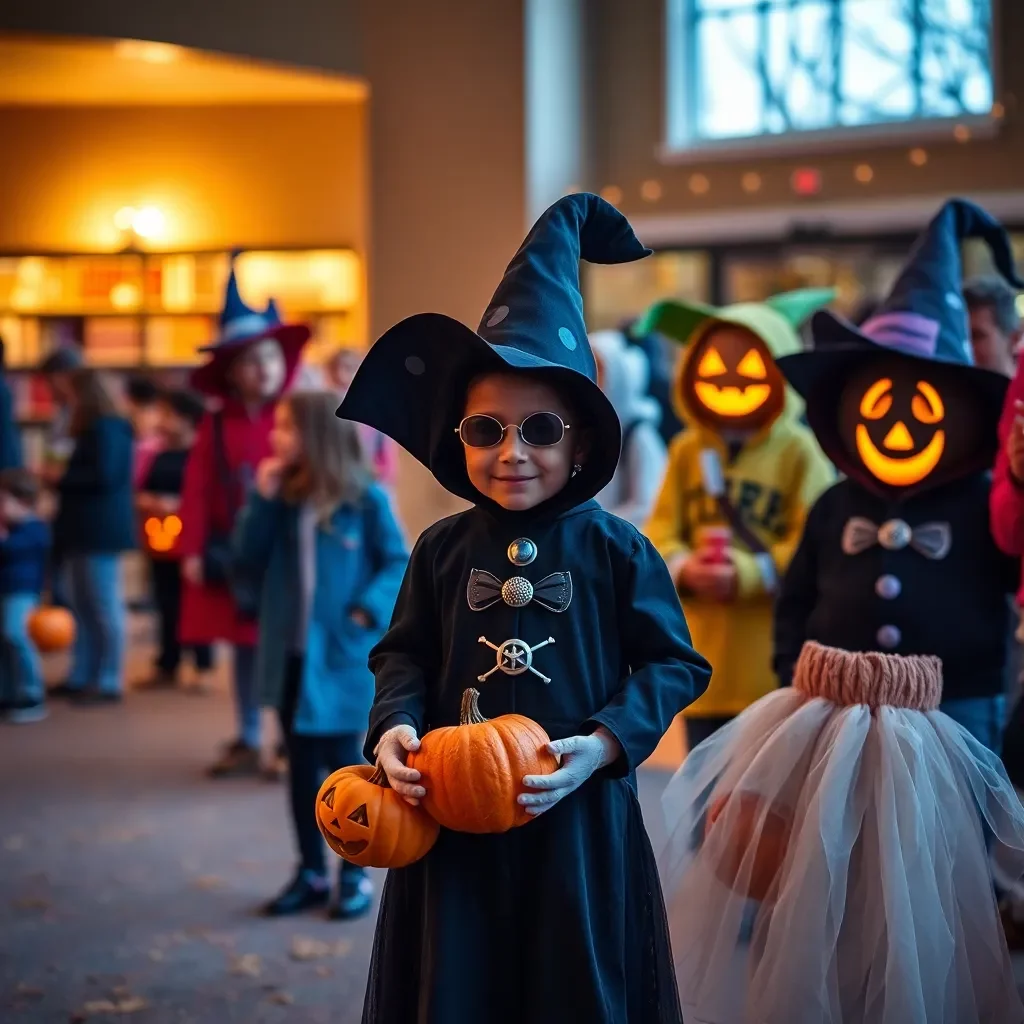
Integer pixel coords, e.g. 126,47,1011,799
859,311,941,358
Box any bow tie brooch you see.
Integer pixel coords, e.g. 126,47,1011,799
467,569,573,613
841,517,951,560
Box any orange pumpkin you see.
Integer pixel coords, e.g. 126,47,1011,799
27,606,76,652
407,687,559,834
316,763,439,869
704,791,791,902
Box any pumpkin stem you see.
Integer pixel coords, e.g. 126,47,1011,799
369,763,392,788
460,687,489,726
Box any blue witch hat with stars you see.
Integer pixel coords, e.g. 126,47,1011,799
779,198,1022,411
337,193,652,509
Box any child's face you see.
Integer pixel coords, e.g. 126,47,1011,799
460,374,579,511
0,492,30,523
328,349,363,392
230,339,286,402
129,401,160,439
270,401,302,466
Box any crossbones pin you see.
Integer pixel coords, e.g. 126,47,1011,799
477,636,556,684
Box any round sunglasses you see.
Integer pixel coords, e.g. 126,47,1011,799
455,412,570,449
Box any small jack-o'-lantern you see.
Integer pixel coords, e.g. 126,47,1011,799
143,514,182,558
683,325,785,431
316,763,439,869
838,357,981,490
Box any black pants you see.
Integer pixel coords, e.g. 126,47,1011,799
279,654,365,877
151,559,213,675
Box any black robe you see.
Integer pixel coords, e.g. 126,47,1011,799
361,498,711,1024
774,473,1019,699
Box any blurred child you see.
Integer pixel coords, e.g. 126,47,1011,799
0,469,50,723
136,389,213,692
325,347,398,488
178,258,309,777
233,391,407,918
51,369,134,705
125,374,163,489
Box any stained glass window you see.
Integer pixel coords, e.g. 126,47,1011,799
669,0,995,146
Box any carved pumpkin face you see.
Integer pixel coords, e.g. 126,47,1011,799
315,764,439,869
683,325,785,431
839,357,981,490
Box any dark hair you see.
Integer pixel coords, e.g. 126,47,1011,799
68,369,119,437
40,346,83,375
126,374,159,406
963,276,1021,336
0,468,40,508
159,388,206,427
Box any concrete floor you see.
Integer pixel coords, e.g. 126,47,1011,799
0,631,674,1024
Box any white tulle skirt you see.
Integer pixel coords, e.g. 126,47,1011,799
661,642,1024,1024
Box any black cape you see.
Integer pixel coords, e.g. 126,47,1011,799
361,500,711,1024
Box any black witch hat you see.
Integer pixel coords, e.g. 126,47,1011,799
777,198,1021,479
337,193,651,513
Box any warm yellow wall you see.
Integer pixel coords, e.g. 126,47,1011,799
591,0,1022,218
0,102,367,254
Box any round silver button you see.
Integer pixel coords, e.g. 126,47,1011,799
877,624,901,649
501,577,534,608
875,574,902,600
879,519,911,551
507,538,537,566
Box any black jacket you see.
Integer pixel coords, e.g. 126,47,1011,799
774,473,1019,701
362,500,710,1024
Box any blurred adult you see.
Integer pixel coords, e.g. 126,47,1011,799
622,321,684,446
325,346,397,487
590,330,667,527
0,338,22,472
50,370,135,705
965,275,1022,376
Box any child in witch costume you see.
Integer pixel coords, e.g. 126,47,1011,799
338,194,711,1024
639,291,835,749
659,199,1024,1024
178,256,310,776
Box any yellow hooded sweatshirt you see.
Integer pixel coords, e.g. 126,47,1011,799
639,290,835,717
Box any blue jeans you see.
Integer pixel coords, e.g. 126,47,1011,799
940,695,1007,754
234,643,260,748
66,553,125,696
1,593,43,704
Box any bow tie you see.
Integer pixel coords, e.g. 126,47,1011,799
841,517,951,560
467,569,573,613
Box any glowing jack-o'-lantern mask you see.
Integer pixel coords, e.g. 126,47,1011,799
838,358,981,490
683,325,785,431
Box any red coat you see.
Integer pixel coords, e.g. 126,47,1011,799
177,399,275,645
990,356,1024,605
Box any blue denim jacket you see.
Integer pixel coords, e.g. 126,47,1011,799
233,484,409,736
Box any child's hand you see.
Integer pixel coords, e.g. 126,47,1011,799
255,457,286,500
375,725,426,805
676,554,738,602
349,608,372,629
519,727,622,816
1008,401,1024,483
137,492,156,514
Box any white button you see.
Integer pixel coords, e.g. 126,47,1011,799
877,625,901,649
879,520,911,550
875,574,901,600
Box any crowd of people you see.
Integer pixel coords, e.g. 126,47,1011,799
2,196,1024,1021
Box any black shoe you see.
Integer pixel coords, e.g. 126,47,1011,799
207,741,262,778
48,683,84,700
262,872,331,917
135,670,178,691
6,700,48,724
329,873,374,920
70,689,122,707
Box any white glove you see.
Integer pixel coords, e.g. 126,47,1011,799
519,728,622,816
374,724,425,805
